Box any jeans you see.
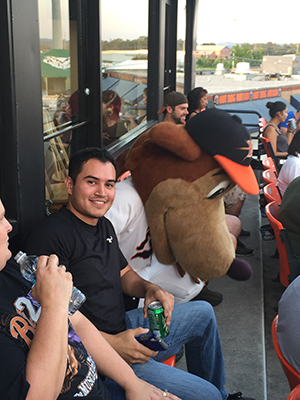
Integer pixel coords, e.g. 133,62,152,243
104,301,228,400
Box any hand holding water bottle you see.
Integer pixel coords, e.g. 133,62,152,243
31,254,73,314
15,251,86,315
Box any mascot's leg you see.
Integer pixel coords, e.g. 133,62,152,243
226,258,253,281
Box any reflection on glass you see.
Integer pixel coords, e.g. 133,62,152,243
101,1,148,147
176,0,186,92
39,0,78,209
43,108,69,212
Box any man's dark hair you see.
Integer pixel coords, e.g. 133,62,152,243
68,147,117,184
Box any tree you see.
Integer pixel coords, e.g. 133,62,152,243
231,43,263,67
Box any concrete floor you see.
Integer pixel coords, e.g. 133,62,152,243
175,176,291,399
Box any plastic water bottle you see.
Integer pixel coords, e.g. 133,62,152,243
14,251,86,316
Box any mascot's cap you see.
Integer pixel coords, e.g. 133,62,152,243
185,108,259,195
158,91,188,114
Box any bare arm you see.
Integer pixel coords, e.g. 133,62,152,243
70,311,181,400
25,255,72,400
281,126,295,144
286,129,294,145
121,265,174,323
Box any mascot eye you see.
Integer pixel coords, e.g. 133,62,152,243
206,180,231,199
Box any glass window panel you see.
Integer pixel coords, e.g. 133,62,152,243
176,0,186,93
39,0,78,211
101,1,148,147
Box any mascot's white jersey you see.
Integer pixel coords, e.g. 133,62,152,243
106,176,203,305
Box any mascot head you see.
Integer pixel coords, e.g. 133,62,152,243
124,108,259,280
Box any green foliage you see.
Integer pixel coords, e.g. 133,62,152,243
196,57,219,69
102,36,148,50
196,57,233,70
230,44,263,67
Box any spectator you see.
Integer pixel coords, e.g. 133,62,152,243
102,90,137,146
158,91,189,124
277,131,300,196
186,87,208,120
278,106,300,135
24,147,255,400
0,197,180,400
135,87,148,125
263,101,292,157
278,175,300,257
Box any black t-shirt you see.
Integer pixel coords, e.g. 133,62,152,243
0,259,111,400
24,206,128,334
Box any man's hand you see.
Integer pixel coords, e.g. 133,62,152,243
26,255,72,399
31,254,73,312
143,285,174,328
103,327,158,365
121,266,174,327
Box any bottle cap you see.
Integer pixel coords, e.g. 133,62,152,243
14,251,27,264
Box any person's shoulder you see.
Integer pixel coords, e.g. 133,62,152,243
263,123,275,134
24,206,73,247
39,206,73,227
0,258,30,290
101,215,116,230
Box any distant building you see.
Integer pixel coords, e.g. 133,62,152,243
196,45,231,59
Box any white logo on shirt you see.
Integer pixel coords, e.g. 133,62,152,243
106,236,113,243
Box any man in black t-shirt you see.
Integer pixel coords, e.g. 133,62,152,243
0,197,180,400
24,148,255,400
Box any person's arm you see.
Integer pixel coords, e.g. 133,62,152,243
25,255,72,400
121,265,174,323
286,129,294,145
264,126,288,157
123,112,138,130
70,311,181,400
99,265,174,365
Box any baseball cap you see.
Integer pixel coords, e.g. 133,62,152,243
185,108,259,195
158,91,188,114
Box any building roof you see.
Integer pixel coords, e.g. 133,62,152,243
196,45,229,52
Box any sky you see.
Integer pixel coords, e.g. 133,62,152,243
38,0,299,46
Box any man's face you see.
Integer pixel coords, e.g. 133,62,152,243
0,200,12,271
170,103,189,124
65,159,116,225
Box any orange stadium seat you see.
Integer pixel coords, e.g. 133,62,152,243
265,202,300,287
162,355,176,367
263,182,282,205
272,315,300,391
286,384,300,400
262,169,278,185
262,157,278,176
260,135,282,174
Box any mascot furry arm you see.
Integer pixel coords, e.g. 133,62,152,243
124,108,259,280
